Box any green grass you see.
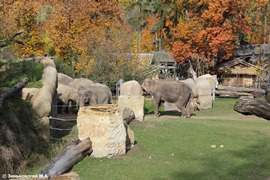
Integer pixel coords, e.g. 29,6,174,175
71,98,270,180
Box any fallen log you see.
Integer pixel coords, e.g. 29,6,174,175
217,85,259,92
234,98,270,120
40,138,92,178
0,78,28,110
216,85,265,98
216,90,253,97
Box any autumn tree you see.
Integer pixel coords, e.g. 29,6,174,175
246,0,270,44
169,0,251,73
140,16,159,52
44,0,142,83
0,0,47,59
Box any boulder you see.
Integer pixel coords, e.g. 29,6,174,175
21,88,39,100
40,57,56,68
118,95,145,121
31,58,58,139
123,107,135,124
120,80,143,96
124,122,135,151
77,104,126,158
196,75,212,109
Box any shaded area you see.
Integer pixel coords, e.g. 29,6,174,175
50,114,77,140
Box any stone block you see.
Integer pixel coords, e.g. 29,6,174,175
77,104,126,158
198,95,212,109
118,95,145,121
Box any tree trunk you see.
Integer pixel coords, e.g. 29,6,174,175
234,98,270,120
40,138,92,178
0,78,28,110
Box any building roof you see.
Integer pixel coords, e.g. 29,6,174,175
152,50,175,64
219,58,261,75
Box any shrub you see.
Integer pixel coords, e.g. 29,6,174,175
0,61,43,87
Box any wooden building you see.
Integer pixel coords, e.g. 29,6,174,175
218,59,261,88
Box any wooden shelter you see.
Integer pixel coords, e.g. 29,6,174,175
218,59,261,88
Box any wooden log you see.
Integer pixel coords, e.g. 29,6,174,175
216,90,253,97
0,78,28,110
40,138,92,178
234,98,270,120
217,85,257,92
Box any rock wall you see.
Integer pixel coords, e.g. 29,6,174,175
77,104,126,158
22,57,58,140
33,58,57,116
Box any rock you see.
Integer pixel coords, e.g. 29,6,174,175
77,104,126,158
123,107,135,124
21,88,39,100
120,80,143,96
118,95,145,121
51,172,80,180
124,122,135,151
32,58,57,118
234,98,270,120
196,75,213,109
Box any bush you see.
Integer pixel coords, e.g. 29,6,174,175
0,61,43,87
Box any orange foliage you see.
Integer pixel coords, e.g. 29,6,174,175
43,0,123,71
171,0,251,65
0,0,46,57
140,16,158,52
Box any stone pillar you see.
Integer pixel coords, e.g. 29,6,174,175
77,104,126,158
197,76,213,109
118,95,145,121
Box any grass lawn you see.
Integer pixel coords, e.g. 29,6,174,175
72,98,270,180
